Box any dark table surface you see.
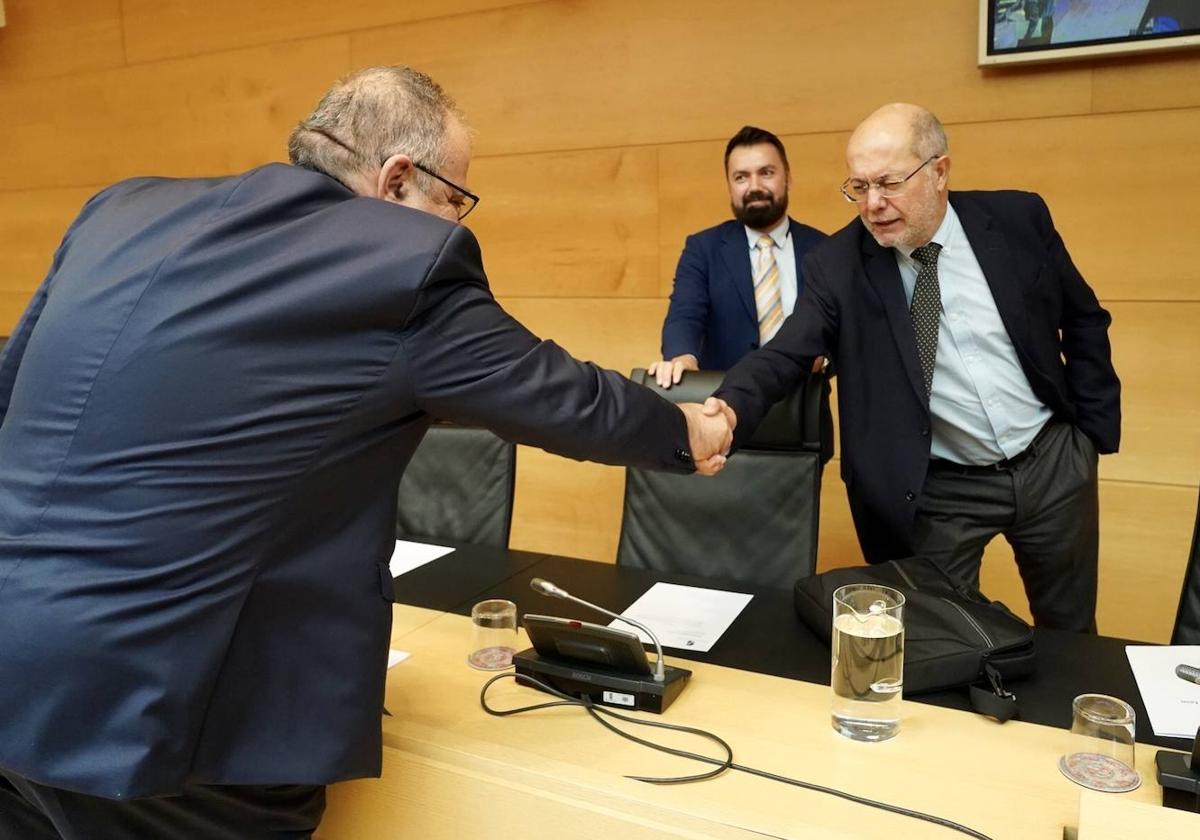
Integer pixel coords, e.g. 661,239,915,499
393,545,1192,752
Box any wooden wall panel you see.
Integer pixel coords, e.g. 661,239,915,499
0,38,349,191
470,146,660,299
1092,51,1200,113
0,188,93,332
950,110,1200,302
1102,303,1200,487
121,0,532,65
509,447,624,562
0,0,124,82
351,0,1093,158
980,481,1198,642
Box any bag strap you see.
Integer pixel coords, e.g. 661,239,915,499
968,663,1019,722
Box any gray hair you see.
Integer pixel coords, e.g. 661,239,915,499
910,109,948,160
287,66,462,190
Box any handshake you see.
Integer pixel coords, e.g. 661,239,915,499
679,397,737,476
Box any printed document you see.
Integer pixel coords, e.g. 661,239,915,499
1125,645,1200,739
612,582,753,653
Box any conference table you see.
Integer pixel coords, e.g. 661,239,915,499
315,545,1197,839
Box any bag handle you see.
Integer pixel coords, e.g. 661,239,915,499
968,663,1019,722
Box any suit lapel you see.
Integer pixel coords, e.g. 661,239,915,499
952,194,1034,362
861,229,926,407
719,223,758,323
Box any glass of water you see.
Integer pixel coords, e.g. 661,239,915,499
1058,693,1141,792
831,583,905,742
467,599,518,670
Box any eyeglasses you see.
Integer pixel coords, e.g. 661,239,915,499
840,155,941,203
408,161,478,221
302,125,479,220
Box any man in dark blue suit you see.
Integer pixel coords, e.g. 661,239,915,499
649,126,832,462
0,67,731,838
652,126,826,381
710,104,1120,632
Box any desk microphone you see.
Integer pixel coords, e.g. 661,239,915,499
530,577,666,683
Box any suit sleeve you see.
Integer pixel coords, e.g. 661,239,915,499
715,247,835,450
660,235,711,360
1035,195,1121,453
399,225,695,473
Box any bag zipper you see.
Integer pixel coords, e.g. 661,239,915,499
894,562,918,589
940,597,993,647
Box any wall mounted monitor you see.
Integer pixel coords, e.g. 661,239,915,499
980,0,1200,66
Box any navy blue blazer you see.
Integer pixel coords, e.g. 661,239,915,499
717,191,1120,563
661,217,826,369
0,164,693,798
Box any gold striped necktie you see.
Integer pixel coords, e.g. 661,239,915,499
754,234,783,343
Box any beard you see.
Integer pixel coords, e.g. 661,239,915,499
732,189,788,230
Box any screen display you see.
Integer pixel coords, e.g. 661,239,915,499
983,0,1200,64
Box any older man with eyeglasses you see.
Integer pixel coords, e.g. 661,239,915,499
0,65,732,838
708,102,1120,633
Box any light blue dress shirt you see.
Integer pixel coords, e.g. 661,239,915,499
743,217,796,342
894,205,1052,465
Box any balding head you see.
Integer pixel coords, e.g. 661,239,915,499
845,103,950,249
849,103,948,163
288,66,472,217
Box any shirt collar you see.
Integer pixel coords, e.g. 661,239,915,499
744,216,791,250
895,202,959,261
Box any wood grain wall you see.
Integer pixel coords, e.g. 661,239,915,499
0,0,1196,641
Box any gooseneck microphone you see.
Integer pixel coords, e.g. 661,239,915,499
530,577,666,682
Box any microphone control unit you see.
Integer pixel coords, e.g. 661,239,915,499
512,647,691,714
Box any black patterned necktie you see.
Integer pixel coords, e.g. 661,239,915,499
909,242,943,399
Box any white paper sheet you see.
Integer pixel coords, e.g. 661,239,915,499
610,582,753,653
387,649,410,669
388,539,454,578
1125,645,1200,738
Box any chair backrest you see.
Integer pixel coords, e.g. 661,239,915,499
396,422,516,548
616,369,825,589
1171,486,1200,644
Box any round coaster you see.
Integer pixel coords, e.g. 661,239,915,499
1058,752,1141,793
467,645,514,671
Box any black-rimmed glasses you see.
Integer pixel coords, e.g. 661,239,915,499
408,161,479,221
302,125,479,220
840,155,941,203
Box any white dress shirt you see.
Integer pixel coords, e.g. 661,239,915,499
894,205,1052,465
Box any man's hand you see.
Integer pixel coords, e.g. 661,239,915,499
648,354,699,389
678,401,732,475
701,396,737,436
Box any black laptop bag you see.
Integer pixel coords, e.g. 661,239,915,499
794,556,1035,721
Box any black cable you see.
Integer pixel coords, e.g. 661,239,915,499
480,672,732,783
479,673,996,840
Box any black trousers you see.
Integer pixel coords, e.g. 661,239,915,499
911,420,1099,632
0,769,325,840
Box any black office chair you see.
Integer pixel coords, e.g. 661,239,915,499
1171,486,1200,644
616,369,825,589
396,421,517,548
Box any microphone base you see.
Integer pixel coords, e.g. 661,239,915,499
1156,750,1200,812
512,648,691,714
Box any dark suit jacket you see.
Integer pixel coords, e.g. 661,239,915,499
0,164,693,799
661,217,833,461
660,217,825,369
717,191,1120,563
